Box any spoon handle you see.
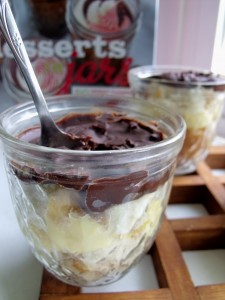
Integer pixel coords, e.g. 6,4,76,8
0,0,55,126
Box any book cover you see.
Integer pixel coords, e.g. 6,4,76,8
0,0,158,102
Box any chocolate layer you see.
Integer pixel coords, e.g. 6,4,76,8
18,112,163,150
12,112,170,213
151,70,224,83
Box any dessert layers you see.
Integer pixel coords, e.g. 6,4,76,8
10,171,172,286
0,94,186,286
147,81,224,164
6,110,173,285
129,67,225,173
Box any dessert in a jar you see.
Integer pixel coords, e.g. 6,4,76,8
66,0,141,86
128,65,225,174
0,95,185,286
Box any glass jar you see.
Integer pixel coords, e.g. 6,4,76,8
0,95,185,286
66,0,140,42
128,65,225,175
2,55,69,102
66,0,141,86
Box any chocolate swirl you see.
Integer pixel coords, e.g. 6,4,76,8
83,0,133,27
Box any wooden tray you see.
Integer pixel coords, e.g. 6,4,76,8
39,146,225,300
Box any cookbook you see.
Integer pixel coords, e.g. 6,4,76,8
0,0,157,101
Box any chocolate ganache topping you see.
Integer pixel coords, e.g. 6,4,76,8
19,112,163,150
12,112,170,213
151,70,225,84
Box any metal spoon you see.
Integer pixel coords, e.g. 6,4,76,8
0,0,82,148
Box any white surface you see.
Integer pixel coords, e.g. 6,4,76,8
0,142,225,298
166,204,208,220
183,250,225,286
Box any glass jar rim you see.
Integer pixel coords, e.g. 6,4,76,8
0,95,186,158
128,65,225,88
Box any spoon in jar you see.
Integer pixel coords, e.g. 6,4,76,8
0,0,84,148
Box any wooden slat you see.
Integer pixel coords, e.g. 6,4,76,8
40,270,80,295
173,175,204,186
197,162,225,212
173,176,225,189
39,289,173,300
208,146,225,154
170,215,225,250
197,284,225,300
154,218,200,300
206,146,225,169
218,175,225,184
171,215,225,232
